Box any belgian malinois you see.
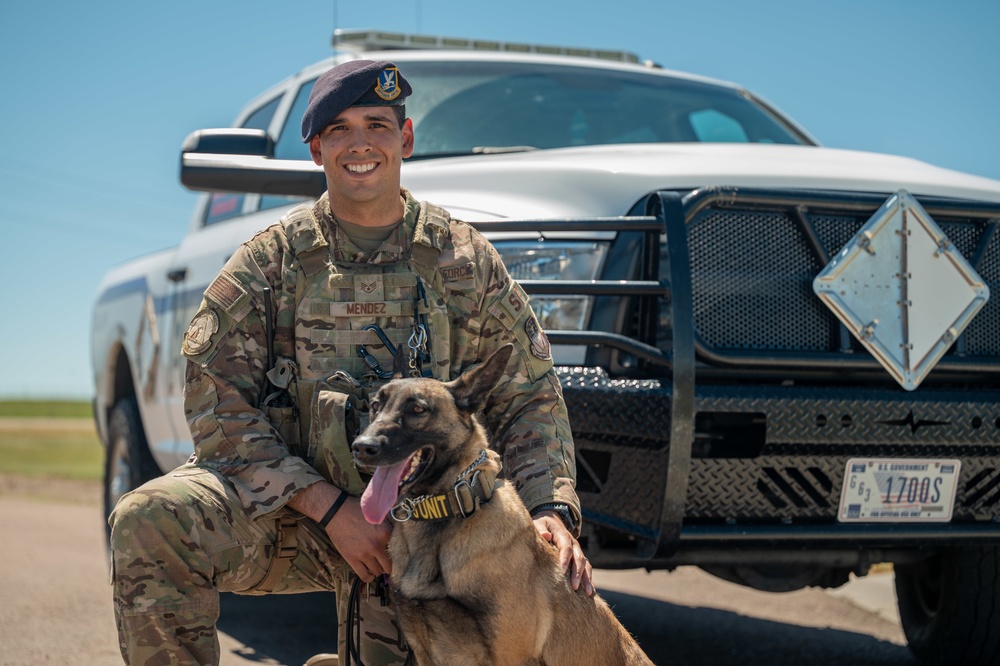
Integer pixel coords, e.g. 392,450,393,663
352,344,654,665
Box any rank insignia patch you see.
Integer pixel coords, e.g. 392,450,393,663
525,315,552,361
183,309,220,356
375,67,402,101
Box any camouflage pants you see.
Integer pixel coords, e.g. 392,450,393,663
109,465,409,665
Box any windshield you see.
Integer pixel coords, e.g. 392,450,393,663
402,60,809,157
274,59,810,162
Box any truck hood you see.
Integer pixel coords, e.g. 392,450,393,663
401,143,1000,220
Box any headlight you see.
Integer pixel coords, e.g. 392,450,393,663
494,242,608,330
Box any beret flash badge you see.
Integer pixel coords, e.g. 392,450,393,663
525,316,552,360
375,67,402,101
183,309,220,355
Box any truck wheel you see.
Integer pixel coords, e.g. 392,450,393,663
103,398,158,532
895,546,1000,666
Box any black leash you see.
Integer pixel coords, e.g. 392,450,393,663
344,576,414,666
345,576,364,666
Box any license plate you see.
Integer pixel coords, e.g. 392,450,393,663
838,458,961,522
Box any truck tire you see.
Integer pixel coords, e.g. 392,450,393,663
102,398,158,533
895,546,1000,666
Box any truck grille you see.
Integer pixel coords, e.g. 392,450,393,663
676,192,1000,364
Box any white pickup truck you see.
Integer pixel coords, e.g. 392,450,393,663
92,30,1000,665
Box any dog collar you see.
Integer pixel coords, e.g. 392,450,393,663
390,450,499,522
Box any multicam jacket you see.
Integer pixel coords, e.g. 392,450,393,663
181,189,580,530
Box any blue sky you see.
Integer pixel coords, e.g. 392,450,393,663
1,0,998,399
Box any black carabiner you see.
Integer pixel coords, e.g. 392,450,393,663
362,324,399,357
357,344,394,380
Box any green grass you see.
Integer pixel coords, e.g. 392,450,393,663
0,431,102,480
0,400,92,418
0,404,102,481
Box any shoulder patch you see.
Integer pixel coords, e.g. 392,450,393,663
525,315,552,361
205,271,252,321
499,281,528,320
182,309,220,356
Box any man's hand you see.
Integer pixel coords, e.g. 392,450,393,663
288,482,392,583
533,511,594,596
326,498,392,582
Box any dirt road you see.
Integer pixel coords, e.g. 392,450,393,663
0,477,914,665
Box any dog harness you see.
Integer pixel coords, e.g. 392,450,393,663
389,450,499,522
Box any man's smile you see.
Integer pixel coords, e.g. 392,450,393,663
346,162,378,174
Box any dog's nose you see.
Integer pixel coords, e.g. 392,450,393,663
351,435,382,458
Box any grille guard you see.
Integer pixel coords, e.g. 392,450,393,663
471,188,1000,565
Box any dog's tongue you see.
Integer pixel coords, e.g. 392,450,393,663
360,455,413,524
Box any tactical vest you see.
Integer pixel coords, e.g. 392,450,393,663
264,198,473,496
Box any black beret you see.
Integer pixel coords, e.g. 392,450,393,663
301,60,412,142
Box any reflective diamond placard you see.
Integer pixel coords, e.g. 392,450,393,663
813,190,990,390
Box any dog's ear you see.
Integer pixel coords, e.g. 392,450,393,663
447,344,514,413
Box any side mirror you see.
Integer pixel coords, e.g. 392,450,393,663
182,128,276,157
180,129,326,197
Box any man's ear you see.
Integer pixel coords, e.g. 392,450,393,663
309,135,323,166
447,344,514,413
401,118,414,159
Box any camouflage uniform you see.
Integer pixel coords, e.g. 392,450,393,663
110,189,579,665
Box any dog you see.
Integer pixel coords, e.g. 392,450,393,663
352,344,654,665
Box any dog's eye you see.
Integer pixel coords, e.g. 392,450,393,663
411,404,426,414
369,400,380,415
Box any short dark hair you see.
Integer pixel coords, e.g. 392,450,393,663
392,105,406,128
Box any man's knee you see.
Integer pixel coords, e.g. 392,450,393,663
110,475,223,617
109,479,187,554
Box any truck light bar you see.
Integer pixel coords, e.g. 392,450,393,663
332,28,641,64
